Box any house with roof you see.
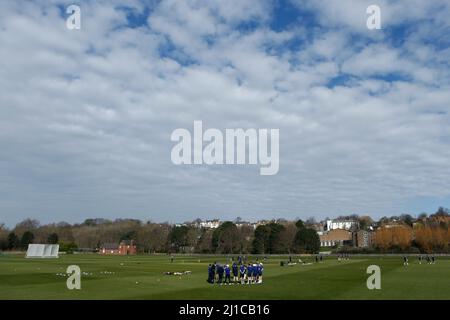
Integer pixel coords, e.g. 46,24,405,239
319,229,353,247
326,219,359,231
99,240,137,255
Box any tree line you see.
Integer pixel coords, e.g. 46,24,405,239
0,218,320,254
373,209,450,253
372,225,450,253
1,207,449,254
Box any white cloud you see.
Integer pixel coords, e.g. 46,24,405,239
0,0,450,226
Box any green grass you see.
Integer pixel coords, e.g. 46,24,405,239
0,254,449,299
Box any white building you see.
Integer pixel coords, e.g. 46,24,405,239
199,219,221,229
326,219,359,231
235,221,255,229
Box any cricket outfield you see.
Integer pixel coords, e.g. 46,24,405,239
0,254,449,300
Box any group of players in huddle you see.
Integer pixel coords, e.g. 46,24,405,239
207,262,263,285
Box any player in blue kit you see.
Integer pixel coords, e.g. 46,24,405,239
207,264,213,283
232,262,238,284
257,263,262,283
217,264,224,284
239,264,246,284
253,264,258,284
211,262,216,283
258,263,263,284
224,265,231,284
247,263,253,284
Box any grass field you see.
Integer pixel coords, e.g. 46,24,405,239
1,254,449,299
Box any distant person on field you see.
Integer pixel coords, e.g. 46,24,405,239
403,256,409,266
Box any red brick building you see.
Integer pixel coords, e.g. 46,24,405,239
319,229,353,247
99,240,137,255
354,230,373,248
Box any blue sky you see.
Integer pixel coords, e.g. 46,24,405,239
1,0,450,227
